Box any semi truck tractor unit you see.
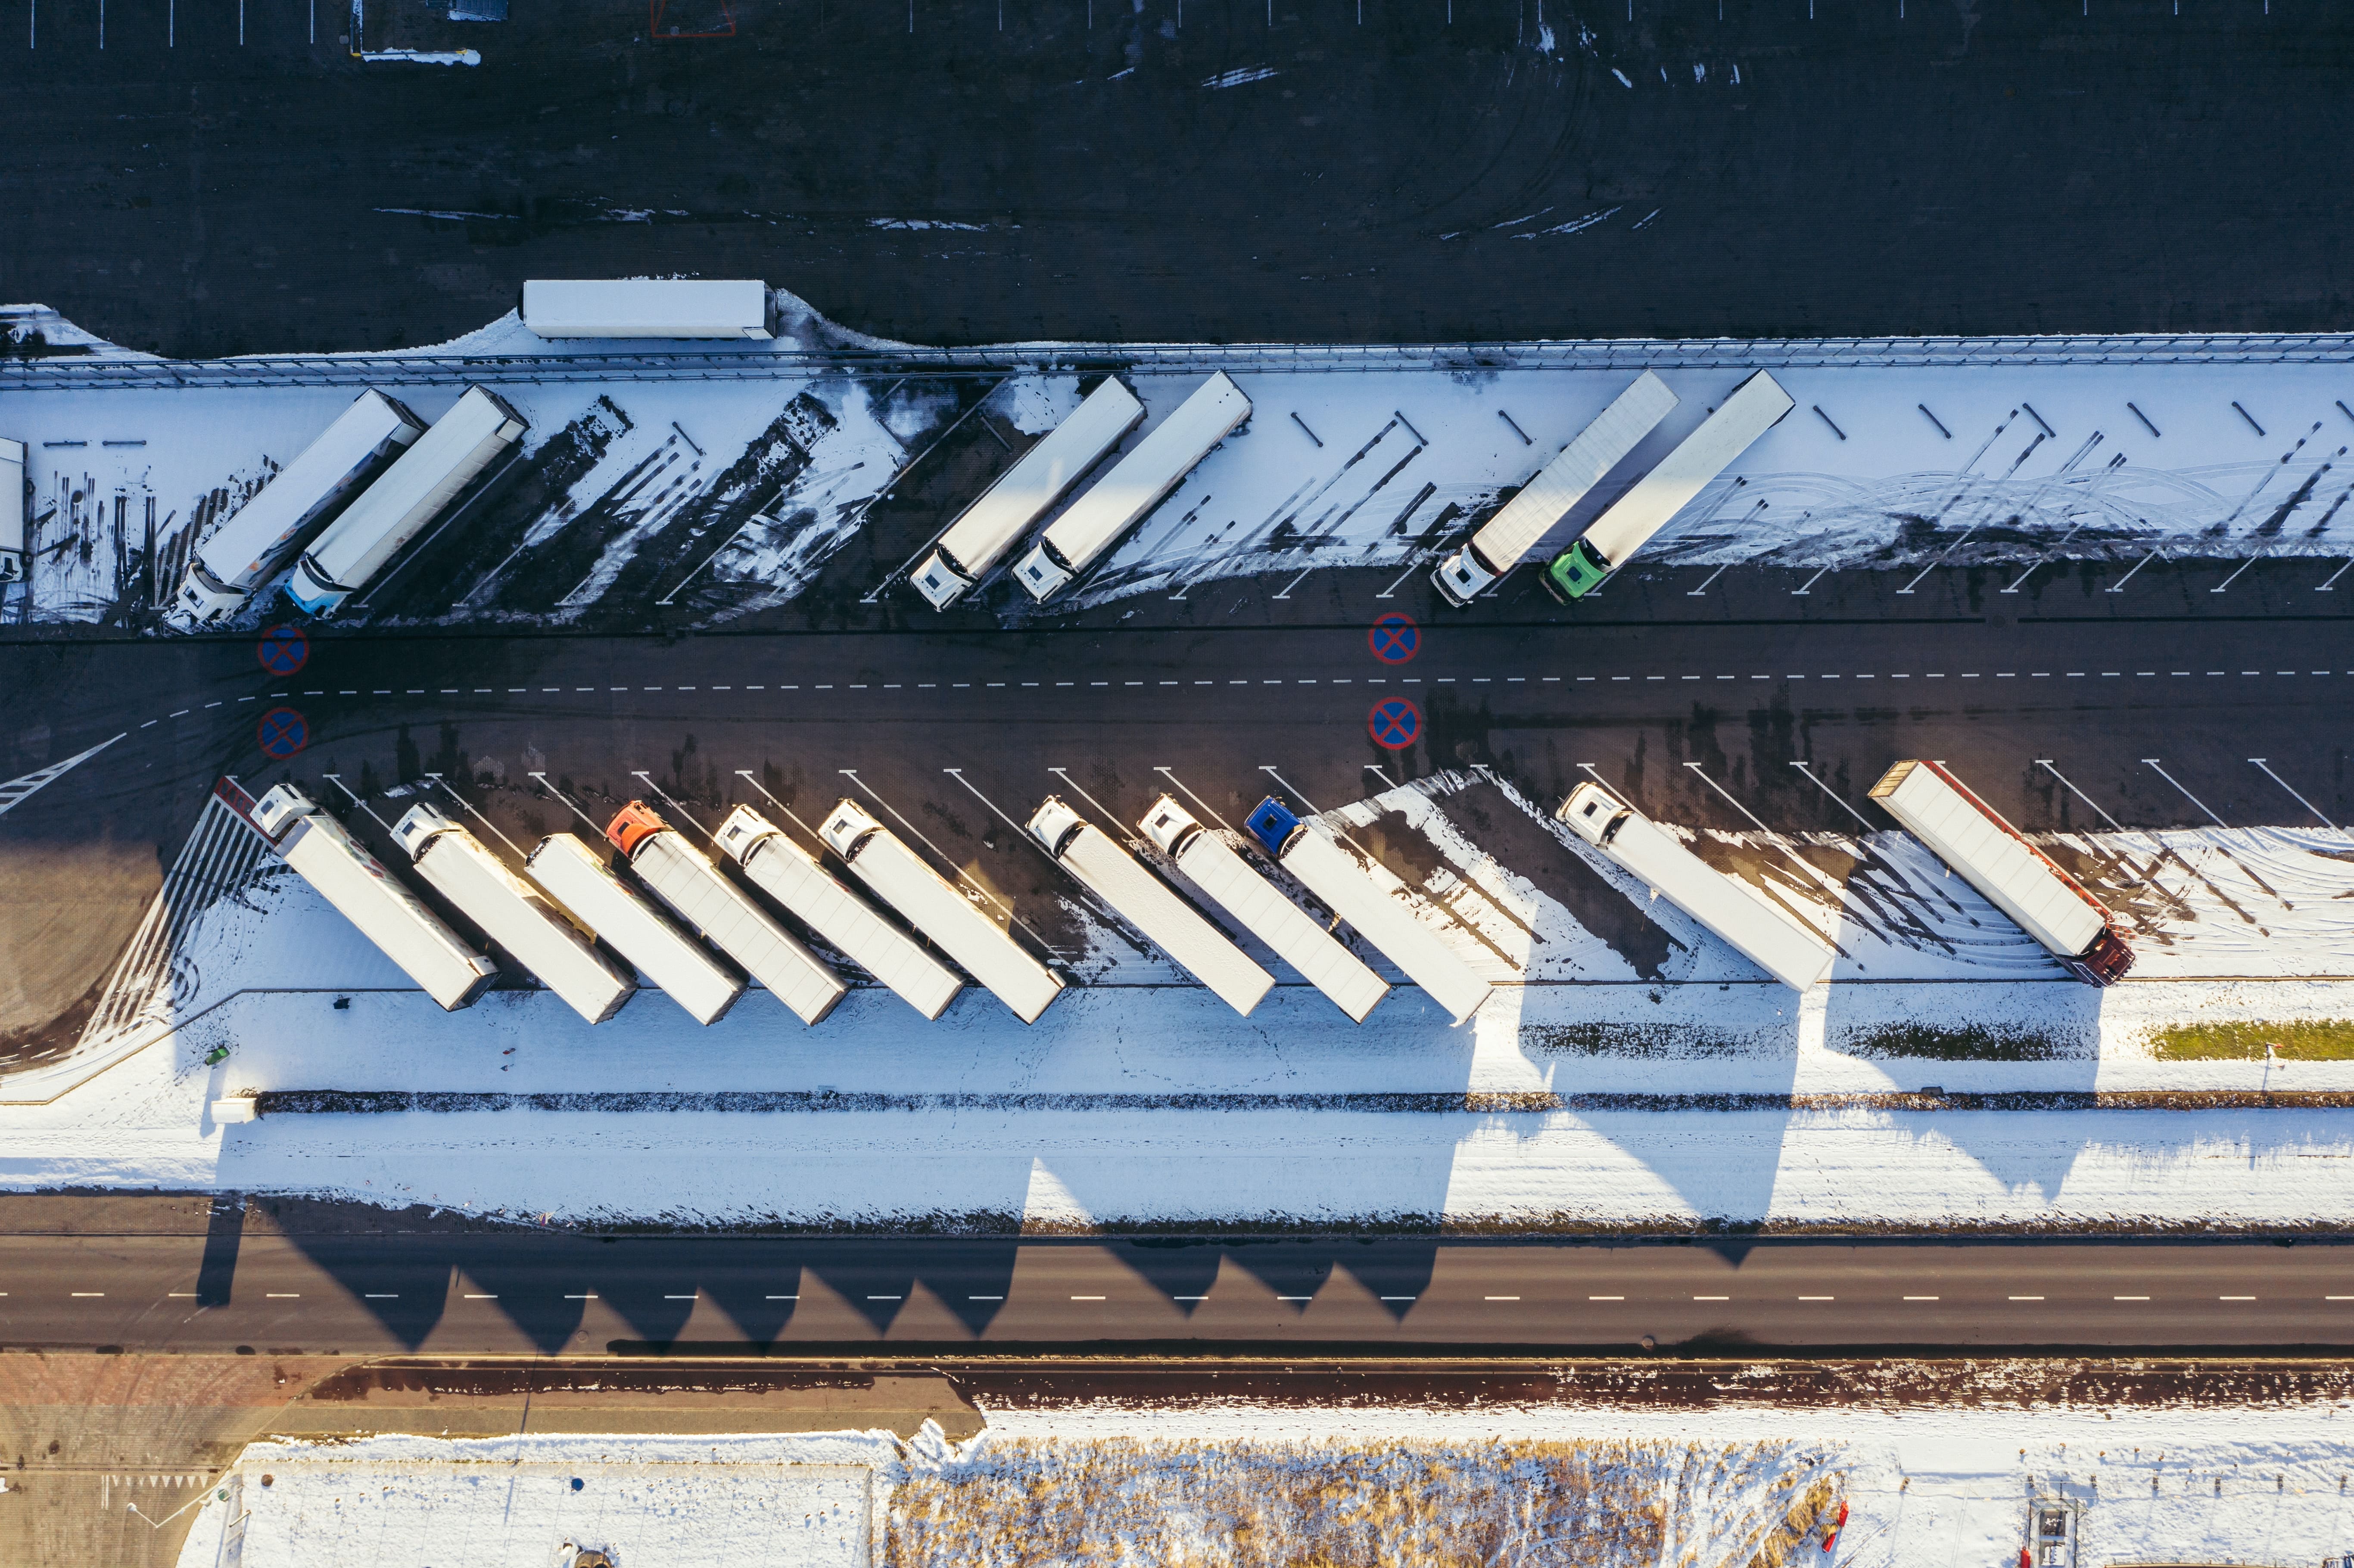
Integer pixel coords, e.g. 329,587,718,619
166,389,426,627
1555,783,1834,990
1242,798,1491,1026
1868,759,2135,985
248,784,499,1011
522,833,746,1026
520,278,777,340
713,806,965,1020
1543,369,1795,601
908,376,1145,610
1138,795,1390,1023
1431,371,1678,606
390,803,637,1025
1028,797,1274,1017
0,436,25,584
1014,372,1251,602
604,803,847,1026
285,385,528,615
818,798,1065,1024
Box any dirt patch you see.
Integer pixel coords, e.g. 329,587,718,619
1836,1023,2077,1062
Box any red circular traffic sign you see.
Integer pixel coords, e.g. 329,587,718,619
1368,697,1422,750
1368,613,1420,664
256,707,309,758
257,625,308,676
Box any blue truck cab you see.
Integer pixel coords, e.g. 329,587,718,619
1245,796,1303,858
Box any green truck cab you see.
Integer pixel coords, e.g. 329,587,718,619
1541,537,1612,601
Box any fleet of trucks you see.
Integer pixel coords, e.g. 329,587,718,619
166,389,427,627
1554,782,1835,990
249,784,500,1010
1028,797,1274,1017
1013,372,1250,602
819,798,1066,1024
1241,797,1491,1026
1868,759,2136,985
1431,371,1679,607
522,833,747,1026
908,376,1146,610
0,436,26,585
520,279,777,340
285,385,528,615
1542,369,1795,601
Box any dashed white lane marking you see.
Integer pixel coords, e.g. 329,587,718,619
663,1293,697,1300
1275,1295,1314,1301
1484,1295,1521,1301
2009,1295,2045,1301
1074,1294,1110,1301
1379,1295,1418,1301
2114,1295,2150,1301
866,1294,902,1301
2220,1294,2257,1301
72,1291,103,1297
365,1292,398,1299
1903,1295,1940,1301
966,1295,1003,1301
1588,1294,1624,1301
768,1294,800,1300
1691,1295,1729,1301
1798,1295,1834,1301
462,1293,497,1300
265,1293,299,1299
564,1293,598,1300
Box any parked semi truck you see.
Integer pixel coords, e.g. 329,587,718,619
0,436,25,584
520,279,777,340
1543,370,1794,601
713,805,965,1020
604,803,847,1026
249,784,498,1010
390,802,637,1024
818,799,1065,1024
1137,795,1390,1023
1014,372,1250,602
1432,372,1678,607
1868,759,2135,985
522,833,747,1025
1241,798,1491,1026
166,390,426,627
1555,782,1834,990
909,376,1145,610
285,386,527,615
1028,797,1274,1017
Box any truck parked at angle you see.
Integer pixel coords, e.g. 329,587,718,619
165,390,426,628
248,784,498,1010
1242,797,1491,1026
1555,782,1834,990
0,435,24,584
285,386,528,615
522,833,746,1026
389,802,637,1024
1868,759,2135,985
819,798,1065,1024
1028,796,1274,1017
1138,795,1390,1023
520,278,777,340
714,805,965,1020
1542,369,1794,601
909,376,1145,610
1431,371,1678,607
1014,372,1251,602
605,802,848,1025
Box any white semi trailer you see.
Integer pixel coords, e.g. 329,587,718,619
1027,797,1274,1017
389,802,637,1024
285,386,528,615
1013,372,1250,602
249,783,499,1010
818,798,1065,1024
0,436,25,584
1868,759,2135,985
1555,782,1834,990
1431,371,1678,606
1138,795,1391,1023
522,833,747,1025
908,376,1145,610
1543,369,1794,600
604,803,848,1025
713,805,965,1020
520,279,777,340
166,390,427,627
1241,797,1491,1026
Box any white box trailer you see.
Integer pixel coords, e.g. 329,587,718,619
523,833,746,1025
166,390,426,627
1139,795,1390,1023
1028,797,1274,1017
390,802,637,1024
1544,370,1794,600
1014,372,1250,602
1432,371,1678,606
818,798,1065,1024
286,386,528,615
1242,797,1491,1026
909,376,1145,610
605,803,847,1026
1555,782,1834,990
520,279,776,340
249,784,498,1010
0,436,25,584
1868,759,2135,985
714,805,965,1020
